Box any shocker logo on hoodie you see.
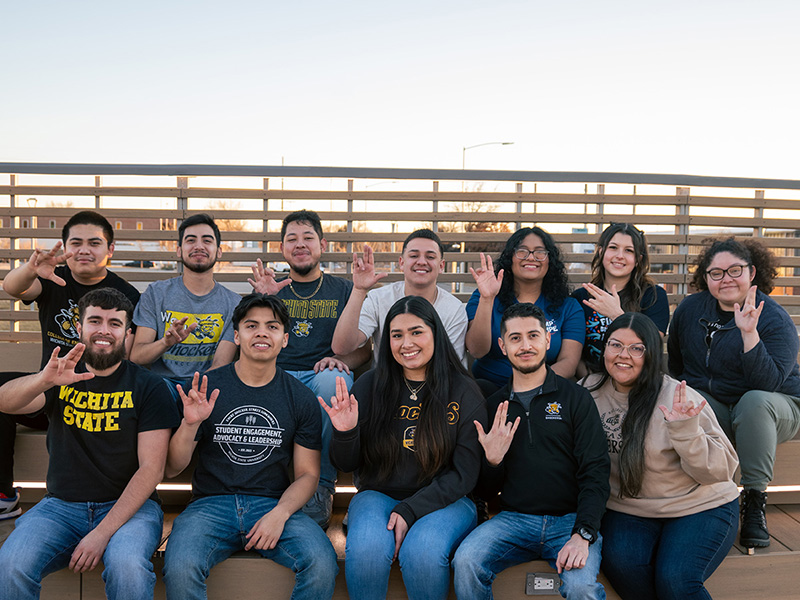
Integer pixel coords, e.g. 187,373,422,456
545,402,563,421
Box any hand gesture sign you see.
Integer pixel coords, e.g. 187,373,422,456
26,241,74,287
581,283,623,320
475,401,520,467
163,316,198,347
352,244,387,292
659,380,706,422
41,344,95,387
469,253,503,299
176,372,220,427
248,258,292,295
318,376,358,432
733,285,764,335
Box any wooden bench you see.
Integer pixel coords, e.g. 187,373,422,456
5,341,800,598
6,425,800,599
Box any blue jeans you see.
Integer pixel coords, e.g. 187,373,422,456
453,511,605,600
345,490,476,600
0,495,163,600
163,494,338,600
600,499,738,600
285,368,353,491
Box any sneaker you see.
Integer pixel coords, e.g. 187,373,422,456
740,489,770,548
302,486,333,530
0,488,22,521
474,496,490,525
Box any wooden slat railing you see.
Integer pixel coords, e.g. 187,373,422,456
3,164,800,341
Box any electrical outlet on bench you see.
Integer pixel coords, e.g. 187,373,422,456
525,572,560,595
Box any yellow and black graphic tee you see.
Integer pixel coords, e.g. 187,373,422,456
44,361,179,502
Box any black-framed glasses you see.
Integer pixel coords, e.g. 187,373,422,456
605,340,646,359
514,247,549,261
705,264,748,281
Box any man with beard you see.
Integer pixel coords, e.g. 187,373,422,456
131,213,240,383
0,288,179,599
452,303,610,600
248,210,365,528
1,210,140,521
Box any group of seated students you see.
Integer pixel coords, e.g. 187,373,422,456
0,208,798,600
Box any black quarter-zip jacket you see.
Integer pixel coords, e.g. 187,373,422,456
478,367,610,539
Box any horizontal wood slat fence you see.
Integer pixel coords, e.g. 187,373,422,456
3,164,800,342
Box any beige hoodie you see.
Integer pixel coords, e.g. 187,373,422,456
586,373,739,518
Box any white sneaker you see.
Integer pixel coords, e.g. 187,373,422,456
0,488,21,520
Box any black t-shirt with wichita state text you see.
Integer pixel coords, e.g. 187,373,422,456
27,265,140,368
275,274,353,371
44,360,179,503
189,364,322,500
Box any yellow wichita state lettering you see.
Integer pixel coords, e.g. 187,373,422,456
104,412,119,431
63,404,75,425
309,299,339,319
87,392,103,411
282,299,308,319
72,391,88,409
59,386,74,403
119,391,133,410
109,391,124,409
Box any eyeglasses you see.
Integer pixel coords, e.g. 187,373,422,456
705,264,748,281
605,340,646,359
514,247,549,261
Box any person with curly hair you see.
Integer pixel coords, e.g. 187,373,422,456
466,227,585,393
668,237,800,549
572,223,669,376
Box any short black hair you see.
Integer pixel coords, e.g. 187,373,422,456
402,229,445,257
232,293,290,331
78,287,134,327
179,213,221,246
500,302,547,336
281,210,324,241
62,211,114,245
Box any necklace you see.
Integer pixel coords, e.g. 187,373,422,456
288,273,323,300
404,378,426,401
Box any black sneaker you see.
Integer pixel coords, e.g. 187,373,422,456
302,486,334,530
740,489,770,548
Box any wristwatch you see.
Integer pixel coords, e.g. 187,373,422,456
576,527,597,544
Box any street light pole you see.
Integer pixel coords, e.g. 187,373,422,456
461,141,514,169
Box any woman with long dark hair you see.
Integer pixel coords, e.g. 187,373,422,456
668,237,800,549
466,226,585,391
572,222,669,375
585,313,739,600
324,296,486,600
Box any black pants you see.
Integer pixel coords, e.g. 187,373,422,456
0,372,48,496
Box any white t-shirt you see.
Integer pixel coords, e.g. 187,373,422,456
357,281,468,366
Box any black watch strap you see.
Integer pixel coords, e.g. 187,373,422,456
576,526,597,544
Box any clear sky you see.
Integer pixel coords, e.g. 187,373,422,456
2,1,799,179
